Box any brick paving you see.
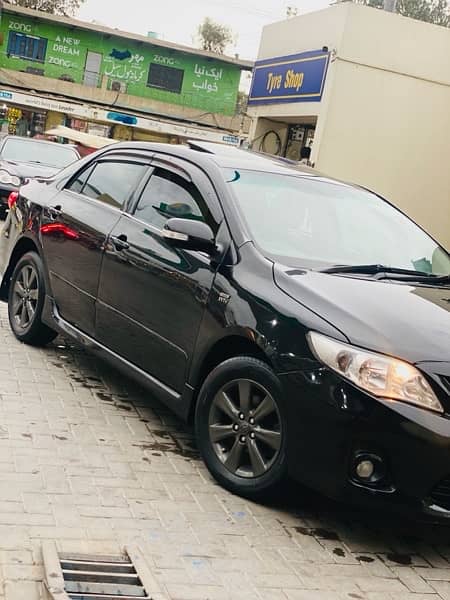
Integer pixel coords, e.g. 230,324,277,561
0,302,449,599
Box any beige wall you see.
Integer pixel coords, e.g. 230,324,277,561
248,3,450,249
318,59,450,250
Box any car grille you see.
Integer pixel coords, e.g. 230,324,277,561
430,476,450,510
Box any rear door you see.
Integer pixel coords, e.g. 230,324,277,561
95,156,223,392
40,154,150,335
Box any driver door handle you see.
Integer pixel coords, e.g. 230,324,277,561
111,234,129,251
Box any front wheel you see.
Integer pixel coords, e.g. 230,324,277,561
8,251,57,346
195,356,288,499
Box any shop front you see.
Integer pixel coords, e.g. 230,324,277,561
0,88,241,147
0,103,48,137
247,49,329,163
247,3,450,248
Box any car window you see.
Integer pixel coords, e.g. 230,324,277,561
81,161,148,209
225,168,450,275
134,168,207,229
67,164,95,194
1,138,79,168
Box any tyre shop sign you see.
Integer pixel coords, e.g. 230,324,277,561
248,49,330,105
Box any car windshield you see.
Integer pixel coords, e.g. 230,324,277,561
1,138,79,168
224,168,450,276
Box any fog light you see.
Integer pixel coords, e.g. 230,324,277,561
355,459,374,479
351,452,387,487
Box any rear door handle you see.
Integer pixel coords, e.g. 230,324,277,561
110,234,129,251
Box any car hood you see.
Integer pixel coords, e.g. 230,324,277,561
0,159,60,180
274,263,450,364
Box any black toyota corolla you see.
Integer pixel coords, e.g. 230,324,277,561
0,140,449,518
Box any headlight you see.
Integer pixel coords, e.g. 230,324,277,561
0,169,21,187
307,332,443,413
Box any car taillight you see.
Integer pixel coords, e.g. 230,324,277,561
7,191,19,210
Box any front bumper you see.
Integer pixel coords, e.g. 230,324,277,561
280,367,450,520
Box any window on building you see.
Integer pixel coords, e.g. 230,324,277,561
147,64,184,94
7,32,47,62
134,168,208,230
80,161,148,209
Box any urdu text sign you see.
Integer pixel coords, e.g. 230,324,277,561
248,50,330,105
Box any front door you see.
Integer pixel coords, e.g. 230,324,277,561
96,159,223,393
40,154,150,335
84,51,102,87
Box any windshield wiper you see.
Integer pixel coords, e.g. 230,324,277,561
322,264,450,283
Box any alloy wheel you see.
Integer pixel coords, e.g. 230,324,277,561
11,264,39,330
208,379,282,478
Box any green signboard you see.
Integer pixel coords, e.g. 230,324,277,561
0,11,241,116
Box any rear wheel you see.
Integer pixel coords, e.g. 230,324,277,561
195,356,288,498
8,252,57,346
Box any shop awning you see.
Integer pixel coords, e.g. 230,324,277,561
45,126,117,149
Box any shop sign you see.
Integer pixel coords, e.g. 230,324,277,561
90,107,240,144
0,90,240,145
0,89,91,117
248,49,330,105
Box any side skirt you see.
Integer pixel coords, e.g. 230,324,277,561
42,295,192,421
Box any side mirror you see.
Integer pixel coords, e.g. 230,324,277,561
162,218,216,253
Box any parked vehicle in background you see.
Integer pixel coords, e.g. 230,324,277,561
0,136,80,217
0,141,449,519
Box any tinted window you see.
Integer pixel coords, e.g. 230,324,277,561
135,168,205,229
82,161,147,209
67,164,95,194
1,139,78,168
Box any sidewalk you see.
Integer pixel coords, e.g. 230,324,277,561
0,302,449,600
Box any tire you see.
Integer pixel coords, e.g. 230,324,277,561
8,251,57,346
195,356,288,499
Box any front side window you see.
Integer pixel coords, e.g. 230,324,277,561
135,168,206,229
225,169,450,275
7,32,47,62
81,161,147,209
67,164,95,194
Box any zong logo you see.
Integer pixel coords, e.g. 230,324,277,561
153,54,176,66
9,21,32,33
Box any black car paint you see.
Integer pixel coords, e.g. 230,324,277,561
1,141,450,519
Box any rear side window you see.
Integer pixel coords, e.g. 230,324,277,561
79,161,147,209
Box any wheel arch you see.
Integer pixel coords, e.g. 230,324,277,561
187,332,273,422
0,236,41,301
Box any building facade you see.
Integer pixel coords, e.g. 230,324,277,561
0,4,251,144
247,3,450,249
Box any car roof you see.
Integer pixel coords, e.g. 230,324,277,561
104,139,345,184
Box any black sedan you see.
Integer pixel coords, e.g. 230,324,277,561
0,136,80,217
0,140,449,518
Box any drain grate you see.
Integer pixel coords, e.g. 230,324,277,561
42,542,165,600
61,552,145,599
